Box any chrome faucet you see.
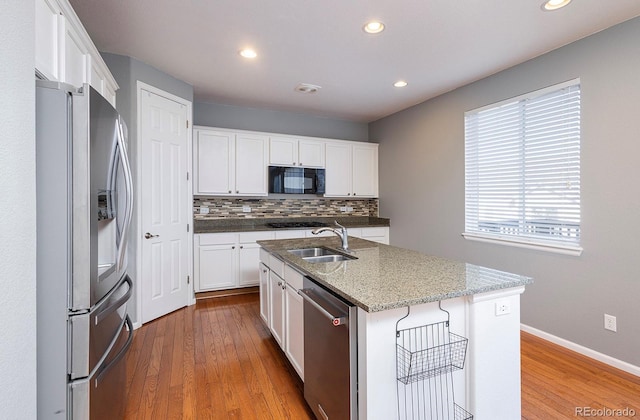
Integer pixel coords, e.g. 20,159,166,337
312,221,349,251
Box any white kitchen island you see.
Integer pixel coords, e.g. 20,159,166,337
258,236,531,420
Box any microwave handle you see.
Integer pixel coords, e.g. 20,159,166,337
115,118,134,272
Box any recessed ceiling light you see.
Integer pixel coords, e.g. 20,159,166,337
541,0,572,11
294,83,321,94
394,80,408,88
239,48,257,59
363,21,385,34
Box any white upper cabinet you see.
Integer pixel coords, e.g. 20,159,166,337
62,20,88,88
325,142,352,196
235,133,270,195
193,127,268,196
352,143,379,197
325,141,378,198
35,0,62,82
35,0,119,106
194,129,234,195
270,136,325,168
194,126,378,198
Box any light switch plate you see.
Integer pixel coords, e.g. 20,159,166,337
242,205,251,213
199,206,209,214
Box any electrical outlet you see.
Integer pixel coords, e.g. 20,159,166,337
495,299,511,316
604,314,617,332
340,206,348,212
346,206,354,212
199,206,209,215
242,205,251,213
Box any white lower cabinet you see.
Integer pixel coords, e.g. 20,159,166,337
269,271,286,348
195,231,275,292
259,262,270,325
195,233,236,291
260,251,305,380
284,265,304,380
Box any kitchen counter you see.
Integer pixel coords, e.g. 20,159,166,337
194,216,389,234
257,236,532,312
258,236,531,419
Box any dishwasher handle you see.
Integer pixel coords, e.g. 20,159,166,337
298,288,347,327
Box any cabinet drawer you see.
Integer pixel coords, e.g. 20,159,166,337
239,231,275,243
284,265,304,291
259,248,271,264
360,227,388,238
275,229,307,239
269,254,285,278
197,233,236,246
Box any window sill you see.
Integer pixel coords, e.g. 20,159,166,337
462,232,583,256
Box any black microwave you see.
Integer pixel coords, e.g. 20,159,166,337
268,166,325,195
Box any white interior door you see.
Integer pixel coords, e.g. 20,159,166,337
140,86,190,324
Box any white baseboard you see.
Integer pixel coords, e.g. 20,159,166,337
521,324,640,377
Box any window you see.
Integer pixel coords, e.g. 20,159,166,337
463,80,581,255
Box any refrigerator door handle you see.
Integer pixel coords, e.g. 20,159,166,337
76,311,128,385
69,315,133,413
95,315,134,386
115,118,134,272
94,275,132,325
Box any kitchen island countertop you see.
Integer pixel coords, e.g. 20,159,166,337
257,236,532,312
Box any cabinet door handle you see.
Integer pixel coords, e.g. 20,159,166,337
240,245,243,249
277,281,282,286
262,269,267,273
347,193,351,196
232,246,235,249
236,190,239,194
228,190,231,193
299,162,302,166
353,192,357,196
293,162,296,166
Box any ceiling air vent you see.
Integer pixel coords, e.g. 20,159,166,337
294,83,321,94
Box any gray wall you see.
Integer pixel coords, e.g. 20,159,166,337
195,101,369,142
0,1,37,417
102,53,194,324
370,17,640,366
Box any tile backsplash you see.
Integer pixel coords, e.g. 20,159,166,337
193,197,378,220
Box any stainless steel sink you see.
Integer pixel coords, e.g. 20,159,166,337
288,247,336,257
288,247,357,263
302,254,357,263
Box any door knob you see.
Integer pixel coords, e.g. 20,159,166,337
144,232,159,239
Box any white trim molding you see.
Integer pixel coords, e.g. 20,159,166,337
521,324,640,377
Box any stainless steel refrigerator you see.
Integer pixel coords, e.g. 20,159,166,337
36,81,134,419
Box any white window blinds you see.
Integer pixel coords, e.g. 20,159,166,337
464,80,581,252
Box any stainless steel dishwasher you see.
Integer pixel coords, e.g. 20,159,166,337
298,277,358,420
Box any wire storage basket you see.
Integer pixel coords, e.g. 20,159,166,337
396,305,473,420
396,321,468,384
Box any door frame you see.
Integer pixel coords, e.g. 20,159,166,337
134,81,194,328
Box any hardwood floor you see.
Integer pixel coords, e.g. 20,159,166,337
125,293,640,419
124,294,313,419
521,331,640,419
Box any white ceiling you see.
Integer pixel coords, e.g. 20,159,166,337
69,0,640,122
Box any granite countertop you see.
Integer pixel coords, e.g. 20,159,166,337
257,236,532,313
194,216,390,234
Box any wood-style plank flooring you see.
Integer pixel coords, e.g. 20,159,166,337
124,293,640,419
521,331,640,419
